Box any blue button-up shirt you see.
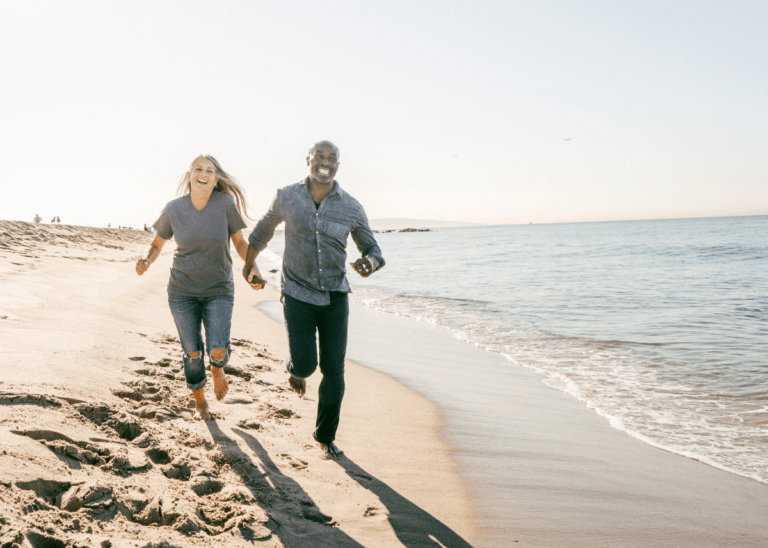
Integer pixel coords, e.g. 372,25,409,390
248,178,385,306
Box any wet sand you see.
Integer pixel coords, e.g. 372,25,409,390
6,219,767,548
0,220,475,547
261,289,768,547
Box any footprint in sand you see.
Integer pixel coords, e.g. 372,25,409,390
237,419,261,430
223,395,255,405
279,453,309,470
0,327,293,543
10,429,108,466
222,365,251,381
274,408,296,419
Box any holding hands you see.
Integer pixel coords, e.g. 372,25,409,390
243,263,267,290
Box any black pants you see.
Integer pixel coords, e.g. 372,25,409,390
282,292,348,444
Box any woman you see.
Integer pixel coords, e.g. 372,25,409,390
136,155,262,420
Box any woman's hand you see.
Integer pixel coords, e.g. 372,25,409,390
242,244,266,290
135,234,167,276
243,263,267,290
136,258,150,275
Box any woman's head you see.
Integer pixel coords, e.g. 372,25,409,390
177,155,253,221
184,156,218,196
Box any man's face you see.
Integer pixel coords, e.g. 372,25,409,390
307,143,339,185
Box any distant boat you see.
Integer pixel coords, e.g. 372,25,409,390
563,138,572,141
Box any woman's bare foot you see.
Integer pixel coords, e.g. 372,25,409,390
212,367,229,401
193,401,211,421
318,441,344,459
288,375,306,398
191,387,211,420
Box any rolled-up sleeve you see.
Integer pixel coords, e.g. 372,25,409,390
351,208,385,272
248,191,283,253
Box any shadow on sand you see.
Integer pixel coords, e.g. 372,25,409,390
204,419,474,547
205,419,366,547
335,457,475,548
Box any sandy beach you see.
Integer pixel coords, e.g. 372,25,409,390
4,220,768,548
0,221,474,547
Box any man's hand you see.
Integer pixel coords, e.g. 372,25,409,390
243,263,267,290
350,258,374,278
135,258,150,276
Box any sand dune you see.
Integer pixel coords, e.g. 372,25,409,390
0,221,474,548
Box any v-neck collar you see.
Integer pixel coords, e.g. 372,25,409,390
188,191,215,212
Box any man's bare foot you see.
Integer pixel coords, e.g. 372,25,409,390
318,441,344,459
212,368,229,401
288,375,306,398
193,402,211,421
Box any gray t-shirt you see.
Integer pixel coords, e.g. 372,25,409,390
153,191,247,297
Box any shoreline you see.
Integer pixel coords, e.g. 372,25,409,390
238,285,477,545
0,220,475,547
304,289,768,547
5,219,768,547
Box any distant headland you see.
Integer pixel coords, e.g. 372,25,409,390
369,218,480,231
373,227,433,234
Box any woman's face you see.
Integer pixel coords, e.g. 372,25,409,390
188,157,217,195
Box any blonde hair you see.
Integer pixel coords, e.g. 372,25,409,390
176,155,253,221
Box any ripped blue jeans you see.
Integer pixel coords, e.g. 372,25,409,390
168,293,234,390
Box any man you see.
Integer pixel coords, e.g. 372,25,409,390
243,141,385,458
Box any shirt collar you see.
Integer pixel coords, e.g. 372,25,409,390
302,177,342,198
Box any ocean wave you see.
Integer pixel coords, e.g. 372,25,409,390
349,286,768,484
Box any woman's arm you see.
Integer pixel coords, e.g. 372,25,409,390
135,234,167,275
230,230,249,262
232,230,266,290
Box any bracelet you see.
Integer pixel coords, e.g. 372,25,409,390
365,256,380,271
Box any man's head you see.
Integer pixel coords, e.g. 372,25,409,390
307,141,340,185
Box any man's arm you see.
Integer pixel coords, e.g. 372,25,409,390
241,245,267,290
247,191,283,256
350,209,385,278
242,191,283,289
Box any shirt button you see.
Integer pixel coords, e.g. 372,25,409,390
319,269,322,272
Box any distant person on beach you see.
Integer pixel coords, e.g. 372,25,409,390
135,155,257,420
50,217,56,223
33,214,42,223
242,140,385,458
56,216,60,223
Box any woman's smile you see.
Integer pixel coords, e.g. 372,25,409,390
190,157,217,194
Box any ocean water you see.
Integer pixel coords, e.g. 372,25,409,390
256,216,768,488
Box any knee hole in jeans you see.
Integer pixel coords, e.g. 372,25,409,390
211,347,227,361
187,351,201,359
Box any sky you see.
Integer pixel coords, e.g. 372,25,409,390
1,0,766,227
